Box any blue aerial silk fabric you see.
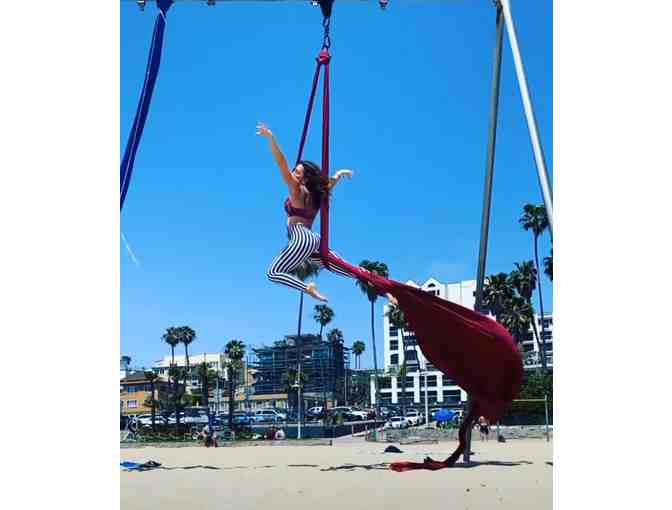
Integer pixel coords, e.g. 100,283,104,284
120,0,174,210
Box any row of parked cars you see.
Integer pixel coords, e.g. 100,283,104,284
381,407,464,429
128,405,446,429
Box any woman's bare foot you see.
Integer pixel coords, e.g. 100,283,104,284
386,293,398,306
306,282,328,302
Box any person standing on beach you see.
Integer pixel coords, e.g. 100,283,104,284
477,416,490,441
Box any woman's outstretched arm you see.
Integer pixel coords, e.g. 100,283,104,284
256,122,299,193
329,169,354,191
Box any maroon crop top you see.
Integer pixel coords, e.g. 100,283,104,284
284,192,318,226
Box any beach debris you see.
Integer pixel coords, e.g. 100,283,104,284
384,445,403,453
120,460,162,471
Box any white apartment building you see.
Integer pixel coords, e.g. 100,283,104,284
371,278,475,409
371,277,554,409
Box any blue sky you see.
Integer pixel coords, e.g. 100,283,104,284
121,1,553,369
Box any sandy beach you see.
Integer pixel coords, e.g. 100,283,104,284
121,437,552,510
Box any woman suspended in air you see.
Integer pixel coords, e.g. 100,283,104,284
256,122,358,302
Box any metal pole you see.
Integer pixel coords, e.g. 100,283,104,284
467,2,504,465
544,393,550,442
499,0,553,235
298,362,302,440
424,370,429,429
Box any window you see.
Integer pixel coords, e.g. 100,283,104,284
425,375,438,386
521,332,534,342
405,350,418,361
390,340,399,351
523,343,534,353
127,400,138,408
442,390,461,404
541,331,553,340
390,354,399,365
389,326,398,337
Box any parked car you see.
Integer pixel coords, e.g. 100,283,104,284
330,406,368,421
253,409,287,423
134,414,168,427
404,409,423,426
183,409,210,425
232,411,255,426
386,416,410,429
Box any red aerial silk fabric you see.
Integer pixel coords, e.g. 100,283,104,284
296,47,523,471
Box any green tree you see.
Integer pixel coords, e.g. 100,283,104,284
167,365,186,432
500,296,534,344
281,367,309,415
326,328,344,345
509,261,546,370
357,260,389,414
162,327,180,365
482,273,514,322
178,326,196,384
196,362,218,411
224,339,246,429
352,340,365,369
520,204,550,369
386,303,412,415
544,249,553,282
144,370,159,432
290,261,321,424
313,304,334,338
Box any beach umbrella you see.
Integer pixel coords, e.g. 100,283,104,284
435,409,455,423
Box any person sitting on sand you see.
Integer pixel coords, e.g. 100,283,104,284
201,423,218,447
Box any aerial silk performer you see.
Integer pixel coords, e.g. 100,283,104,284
265,0,523,471
120,0,174,210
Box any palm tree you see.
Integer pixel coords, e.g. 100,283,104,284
544,249,553,282
178,326,196,382
162,327,180,366
197,362,218,411
482,273,514,321
508,261,546,370
520,204,550,370
326,328,344,345
162,328,181,429
224,339,246,429
144,370,159,432
386,303,411,414
357,259,390,414
281,367,309,415
313,304,334,338
290,260,321,337
352,340,365,369
500,296,534,344
290,261,320,421
168,365,184,432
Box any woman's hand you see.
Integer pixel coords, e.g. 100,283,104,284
335,169,354,180
256,122,273,138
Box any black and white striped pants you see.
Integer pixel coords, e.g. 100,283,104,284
267,223,356,293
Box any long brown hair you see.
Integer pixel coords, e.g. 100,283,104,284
299,160,330,209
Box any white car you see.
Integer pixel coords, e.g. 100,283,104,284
404,410,423,426
134,414,165,427
386,416,410,429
